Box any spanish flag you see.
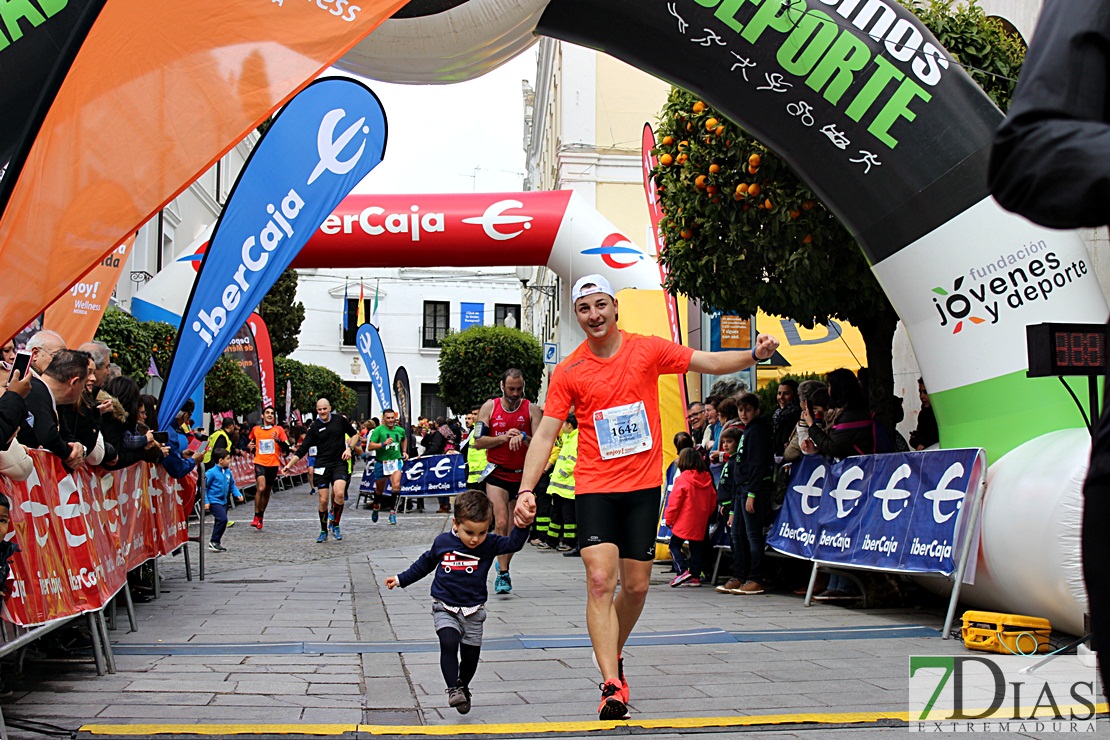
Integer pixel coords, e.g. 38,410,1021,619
356,282,366,327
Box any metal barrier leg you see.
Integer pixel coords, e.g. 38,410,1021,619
86,613,106,676
182,543,192,582
96,610,116,674
151,559,160,600
0,700,9,740
122,585,137,633
804,562,820,607
107,597,117,631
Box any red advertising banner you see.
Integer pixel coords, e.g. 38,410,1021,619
247,313,276,412
42,235,133,348
0,451,195,627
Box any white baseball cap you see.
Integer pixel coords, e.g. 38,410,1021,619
571,274,615,304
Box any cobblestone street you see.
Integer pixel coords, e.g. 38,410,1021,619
188,467,450,576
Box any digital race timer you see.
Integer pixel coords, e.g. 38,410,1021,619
1026,323,1107,377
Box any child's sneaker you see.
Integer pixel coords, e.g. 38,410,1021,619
535,540,552,550
682,577,702,587
670,570,692,587
457,685,472,714
597,680,628,720
494,571,512,594
556,542,572,552
447,686,466,709
316,531,328,544
207,542,226,552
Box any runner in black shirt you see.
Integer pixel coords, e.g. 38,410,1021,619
283,398,358,543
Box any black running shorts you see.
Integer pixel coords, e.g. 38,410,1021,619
315,462,350,489
485,470,522,498
255,465,279,486
575,487,662,561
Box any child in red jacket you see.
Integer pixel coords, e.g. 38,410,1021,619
663,448,717,587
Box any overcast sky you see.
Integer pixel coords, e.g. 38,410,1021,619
343,48,538,196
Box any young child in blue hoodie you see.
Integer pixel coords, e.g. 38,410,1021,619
386,489,528,715
205,450,243,552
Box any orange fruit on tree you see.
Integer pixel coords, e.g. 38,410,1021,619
662,135,674,146
693,101,707,113
802,200,815,210
676,153,688,164
695,175,708,189
748,165,759,175
789,209,801,219
733,191,744,201
763,199,773,210
659,153,674,166
735,182,749,196
686,122,694,132
802,234,813,245
748,182,762,197
707,185,719,195
680,228,693,239
715,125,725,137
705,117,719,131
748,153,762,168
709,163,721,174
678,140,689,150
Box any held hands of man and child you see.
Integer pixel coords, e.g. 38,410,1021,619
513,495,537,528
384,575,399,589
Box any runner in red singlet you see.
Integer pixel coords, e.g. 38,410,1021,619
474,368,542,594
514,275,779,720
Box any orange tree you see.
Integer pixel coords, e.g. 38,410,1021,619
652,0,1023,417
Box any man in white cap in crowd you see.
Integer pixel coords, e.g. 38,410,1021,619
514,274,780,720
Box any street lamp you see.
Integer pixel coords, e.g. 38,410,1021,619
514,266,557,298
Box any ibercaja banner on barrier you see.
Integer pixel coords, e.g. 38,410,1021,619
0,450,195,627
767,449,985,576
359,454,468,499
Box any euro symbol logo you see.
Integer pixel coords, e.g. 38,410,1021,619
793,465,826,515
405,461,424,481
358,333,373,355
462,200,533,241
924,462,966,523
308,108,369,185
829,466,864,519
431,457,454,478
873,463,912,521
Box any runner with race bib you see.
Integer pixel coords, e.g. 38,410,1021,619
282,399,359,543
367,409,409,526
514,274,779,721
248,405,290,530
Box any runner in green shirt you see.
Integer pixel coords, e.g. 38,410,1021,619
366,409,408,525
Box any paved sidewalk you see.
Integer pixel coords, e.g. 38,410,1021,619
1,477,1105,738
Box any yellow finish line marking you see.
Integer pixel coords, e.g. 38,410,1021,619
79,705,1110,736
77,711,908,736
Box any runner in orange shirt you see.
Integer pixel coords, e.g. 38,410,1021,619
248,406,290,530
514,275,779,720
